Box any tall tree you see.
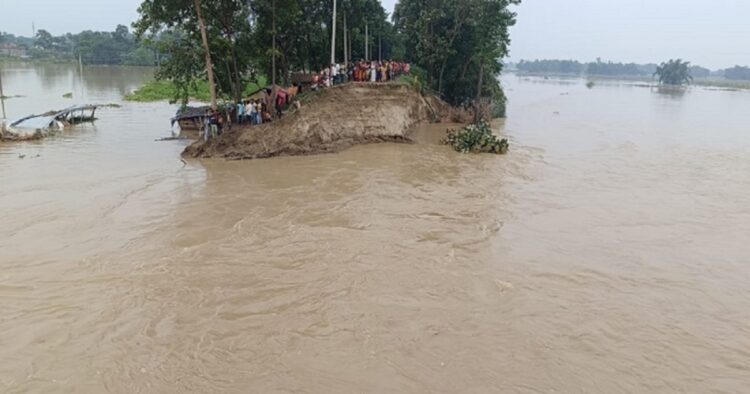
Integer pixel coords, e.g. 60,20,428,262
193,0,218,109
135,0,254,105
395,0,520,116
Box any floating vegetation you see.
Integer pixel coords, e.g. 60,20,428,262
62,92,73,98
442,121,509,154
0,94,24,99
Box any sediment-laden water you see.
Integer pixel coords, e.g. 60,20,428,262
1,65,749,393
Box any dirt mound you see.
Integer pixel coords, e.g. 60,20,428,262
183,83,450,160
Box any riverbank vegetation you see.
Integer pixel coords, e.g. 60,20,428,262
132,0,403,106
442,121,509,154
394,0,519,117
513,58,750,83
130,0,518,114
125,77,267,103
1,27,157,66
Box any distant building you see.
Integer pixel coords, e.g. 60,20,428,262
0,43,29,58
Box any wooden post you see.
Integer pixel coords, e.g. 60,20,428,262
365,23,368,61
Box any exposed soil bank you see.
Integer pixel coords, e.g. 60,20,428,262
183,83,452,160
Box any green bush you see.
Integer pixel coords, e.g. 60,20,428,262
442,121,509,154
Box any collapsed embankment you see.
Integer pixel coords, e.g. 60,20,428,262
183,83,453,160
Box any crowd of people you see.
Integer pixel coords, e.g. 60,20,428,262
313,60,411,89
200,60,411,141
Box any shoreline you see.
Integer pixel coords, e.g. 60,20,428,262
510,71,750,90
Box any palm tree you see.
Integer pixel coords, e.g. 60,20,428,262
654,59,693,86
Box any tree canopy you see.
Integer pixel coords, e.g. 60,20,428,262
133,0,396,105
8,26,156,66
130,0,520,113
724,66,750,81
394,0,520,115
654,59,693,86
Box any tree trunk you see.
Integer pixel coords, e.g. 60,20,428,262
474,62,484,123
438,61,447,95
460,58,472,79
193,0,217,110
225,60,235,100
230,37,242,103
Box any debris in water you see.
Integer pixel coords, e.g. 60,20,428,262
3,105,99,141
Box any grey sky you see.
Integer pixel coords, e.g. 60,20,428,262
2,0,747,69
508,0,750,69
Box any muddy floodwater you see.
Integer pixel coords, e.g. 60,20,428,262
1,65,750,393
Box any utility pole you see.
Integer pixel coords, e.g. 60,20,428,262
365,22,368,61
343,12,348,64
379,35,382,62
271,0,277,117
330,0,337,67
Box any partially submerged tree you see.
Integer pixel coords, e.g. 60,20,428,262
654,59,693,86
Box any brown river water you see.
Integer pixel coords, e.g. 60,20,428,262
1,65,749,393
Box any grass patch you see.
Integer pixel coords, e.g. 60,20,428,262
125,76,268,103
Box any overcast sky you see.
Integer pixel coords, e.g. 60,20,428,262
2,0,747,69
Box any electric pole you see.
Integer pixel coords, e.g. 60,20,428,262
330,0,337,67
343,11,348,64
272,0,277,115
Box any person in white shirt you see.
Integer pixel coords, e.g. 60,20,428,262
334,63,341,85
250,100,257,124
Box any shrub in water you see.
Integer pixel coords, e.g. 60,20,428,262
442,121,509,154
